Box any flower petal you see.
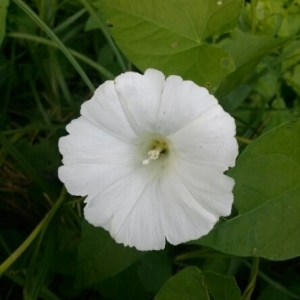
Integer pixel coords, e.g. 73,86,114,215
157,76,217,135
114,180,165,251
59,116,137,166
114,69,165,134
58,163,133,197
80,80,136,141
159,171,217,245
84,164,165,250
169,105,238,168
178,160,235,217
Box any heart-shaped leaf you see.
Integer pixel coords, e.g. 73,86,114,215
96,0,244,91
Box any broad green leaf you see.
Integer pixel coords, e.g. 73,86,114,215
96,264,149,300
154,267,209,300
193,118,300,260
138,251,172,293
203,271,241,300
96,0,244,92
76,220,144,288
0,0,9,47
216,30,288,100
154,267,241,300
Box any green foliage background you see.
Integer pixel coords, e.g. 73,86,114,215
1,0,300,299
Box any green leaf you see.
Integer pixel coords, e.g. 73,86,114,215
76,220,144,288
193,118,300,260
0,0,9,47
138,251,172,293
203,271,241,300
154,267,210,300
96,0,244,92
96,264,149,300
154,267,241,300
216,30,288,100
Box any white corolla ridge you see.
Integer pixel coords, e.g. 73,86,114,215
58,69,238,251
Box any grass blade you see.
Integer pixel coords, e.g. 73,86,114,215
12,0,95,92
80,0,127,72
53,8,86,33
0,0,9,47
0,188,66,276
7,32,115,79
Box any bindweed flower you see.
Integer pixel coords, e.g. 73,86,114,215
58,69,238,251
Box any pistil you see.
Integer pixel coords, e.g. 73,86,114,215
142,144,165,165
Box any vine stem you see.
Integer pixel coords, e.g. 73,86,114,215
0,188,67,276
242,257,260,300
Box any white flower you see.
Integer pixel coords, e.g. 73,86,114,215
58,69,238,251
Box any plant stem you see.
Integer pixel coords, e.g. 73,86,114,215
243,260,300,299
242,257,259,300
0,188,67,276
236,136,253,144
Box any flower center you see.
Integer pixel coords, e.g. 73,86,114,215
142,141,168,165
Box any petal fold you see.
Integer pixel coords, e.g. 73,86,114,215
80,80,136,141
157,76,217,135
178,160,235,217
58,163,133,197
84,164,165,251
114,69,165,134
159,171,217,245
59,116,136,166
169,105,238,168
